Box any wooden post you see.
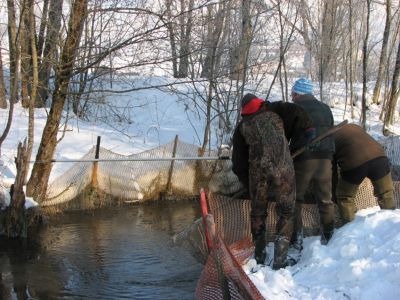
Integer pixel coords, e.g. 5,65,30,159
200,188,213,252
165,135,178,195
91,136,101,188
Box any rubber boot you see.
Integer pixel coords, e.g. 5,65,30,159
272,237,290,270
336,178,359,224
251,218,266,265
372,173,395,210
320,222,334,245
291,203,304,251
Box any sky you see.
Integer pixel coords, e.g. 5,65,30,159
0,80,400,299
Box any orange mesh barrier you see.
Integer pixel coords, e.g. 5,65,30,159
195,181,400,299
195,234,264,300
207,178,400,243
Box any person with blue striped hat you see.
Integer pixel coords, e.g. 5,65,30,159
290,78,336,249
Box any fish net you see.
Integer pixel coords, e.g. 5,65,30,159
43,139,231,207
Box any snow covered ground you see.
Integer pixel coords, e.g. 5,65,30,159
1,79,400,299
244,207,400,300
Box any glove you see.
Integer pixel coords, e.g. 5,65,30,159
305,127,316,152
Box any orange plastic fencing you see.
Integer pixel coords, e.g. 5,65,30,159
195,180,400,300
195,233,263,300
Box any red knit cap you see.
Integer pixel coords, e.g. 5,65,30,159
241,98,264,115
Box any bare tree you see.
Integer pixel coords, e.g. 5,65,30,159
20,0,32,108
177,0,194,78
164,0,195,78
372,0,391,105
0,40,7,109
37,0,50,58
348,0,355,119
230,0,253,82
201,2,226,153
25,0,39,184
383,39,400,134
27,0,89,201
361,0,371,128
37,0,64,107
0,1,22,153
6,0,18,103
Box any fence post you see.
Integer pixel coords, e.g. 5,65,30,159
91,136,101,188
200,188,213,252
165,135,178,195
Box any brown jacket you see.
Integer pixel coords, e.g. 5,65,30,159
333,124,386,171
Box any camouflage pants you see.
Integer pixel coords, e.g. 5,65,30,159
249,144,295,240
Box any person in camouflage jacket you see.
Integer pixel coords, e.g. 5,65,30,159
232,94,298,269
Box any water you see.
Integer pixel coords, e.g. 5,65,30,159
0,201,203,299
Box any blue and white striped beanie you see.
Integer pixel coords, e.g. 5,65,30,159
292,78,313,95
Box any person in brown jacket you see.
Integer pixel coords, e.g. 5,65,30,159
333,123,395,224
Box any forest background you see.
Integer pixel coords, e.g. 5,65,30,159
0,0,400,204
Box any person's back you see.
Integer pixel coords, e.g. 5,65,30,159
239,109,292,173
333,123,395,223
292,94,335,160
334,124,385,171
265,100,314,147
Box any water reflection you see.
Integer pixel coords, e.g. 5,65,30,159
0,200,202,299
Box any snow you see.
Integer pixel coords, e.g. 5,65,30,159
244,207,400,300
0,78,400,299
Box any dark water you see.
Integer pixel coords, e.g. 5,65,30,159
0,201,203,299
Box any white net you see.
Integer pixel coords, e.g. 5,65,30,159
44,140,225,206
43,136,400,208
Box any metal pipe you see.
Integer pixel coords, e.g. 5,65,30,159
30,156,230,163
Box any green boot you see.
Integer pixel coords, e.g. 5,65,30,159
321,223,334,245
273,237,290,270
291,203,303,251
252,219,266,265
336,178,359,224
372,173,395,210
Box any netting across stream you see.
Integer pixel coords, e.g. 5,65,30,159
43,139,239,207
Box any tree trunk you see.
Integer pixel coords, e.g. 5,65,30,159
201,3,225,152
166,0,178,78
37,0,50,58
177,0,194,78
26,0,88,201
361,0,370,129
230,0,252,81
4,141,28,238
201,4,225,78
319,0,338,102
7,0,18,103
20,0,32,108
348,0,355,119
37,0,64,107
372,0,391,105
0,4,21,152
383,40,400,134
0,40,7,109
25,0,39,184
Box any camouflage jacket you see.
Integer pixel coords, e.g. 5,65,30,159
232,109,291,189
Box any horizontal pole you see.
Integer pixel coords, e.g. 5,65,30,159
29,156,231,164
